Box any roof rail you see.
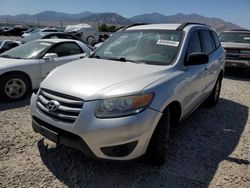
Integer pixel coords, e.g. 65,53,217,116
123,23,149,30
177,22,210,30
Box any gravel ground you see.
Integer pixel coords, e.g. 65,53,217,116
0,73,249,188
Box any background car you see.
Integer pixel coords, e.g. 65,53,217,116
20,32,94,50
21,27,61,38
3,26,28,36
0,40,22,53
0,27,12,35
220,30,250,75
0,39,92,101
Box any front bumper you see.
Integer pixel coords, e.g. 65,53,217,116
31,93,162,160
225,59,250,68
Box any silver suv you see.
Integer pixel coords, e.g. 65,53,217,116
31,23,225,165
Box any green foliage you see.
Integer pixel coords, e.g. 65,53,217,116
98,23,120,32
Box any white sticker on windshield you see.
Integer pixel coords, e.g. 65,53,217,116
244,37,250,40
157,39,179,47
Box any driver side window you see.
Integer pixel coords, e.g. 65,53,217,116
48,42,83,57
186,30,202,56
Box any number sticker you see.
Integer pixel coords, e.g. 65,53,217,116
156,39,179,47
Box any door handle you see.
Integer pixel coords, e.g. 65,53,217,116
79,56,85,59
204,68,208,72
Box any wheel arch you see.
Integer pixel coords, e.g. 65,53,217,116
0,71,32,89
163,101,182,128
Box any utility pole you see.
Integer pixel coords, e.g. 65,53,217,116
37,16,40,28
6,16,9,26
60,20,63,30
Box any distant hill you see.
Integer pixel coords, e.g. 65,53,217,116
131,13,242,31
0,11,94,26
83,13,132,25
0,11,243,31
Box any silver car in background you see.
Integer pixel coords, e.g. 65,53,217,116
31,23,225,165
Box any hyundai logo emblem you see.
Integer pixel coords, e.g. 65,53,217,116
46,100,60,111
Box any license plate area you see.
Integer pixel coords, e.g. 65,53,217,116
231,63,238,67
40,125,58,142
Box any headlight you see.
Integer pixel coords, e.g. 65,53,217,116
95,93,154,118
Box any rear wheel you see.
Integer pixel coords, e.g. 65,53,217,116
145,108,171,166
0,73,31,101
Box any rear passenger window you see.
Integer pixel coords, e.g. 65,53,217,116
187,31,201,56
199,30,214,54
211,31,221,49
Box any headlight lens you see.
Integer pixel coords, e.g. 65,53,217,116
95,93,154,118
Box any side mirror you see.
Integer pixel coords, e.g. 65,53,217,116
186,52,209,66
43,53,58,60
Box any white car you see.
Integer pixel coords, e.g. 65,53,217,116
0,39,92,101
0,40,22,53
21,28,61,38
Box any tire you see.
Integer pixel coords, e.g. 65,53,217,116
205,76,222,107
86,36,95,45
145,108,171,166
0,73,31,101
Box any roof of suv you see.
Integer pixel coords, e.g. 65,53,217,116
126,22,211,31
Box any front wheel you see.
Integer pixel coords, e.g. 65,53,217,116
0,74,31,101
205,77,222,107
145,108,171,166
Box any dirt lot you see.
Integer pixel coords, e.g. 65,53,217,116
0,73,249,188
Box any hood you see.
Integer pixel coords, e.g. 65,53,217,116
221,42,250,49
0,57,36,72
41,58,172,100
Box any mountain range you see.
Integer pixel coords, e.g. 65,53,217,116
0,11,242,31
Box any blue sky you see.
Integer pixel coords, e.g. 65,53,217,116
1,0,250,28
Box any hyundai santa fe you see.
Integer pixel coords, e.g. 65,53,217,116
30,23,225,165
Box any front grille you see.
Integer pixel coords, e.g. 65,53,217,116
225,48,250,60
36,89,83,123
224,48,240,53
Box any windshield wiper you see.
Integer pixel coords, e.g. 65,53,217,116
91,55,101,59
0,55,12,58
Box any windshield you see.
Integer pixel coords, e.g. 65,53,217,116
220,32,250,43
21,32,44,43
0,40,52,59
92,30,182,65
